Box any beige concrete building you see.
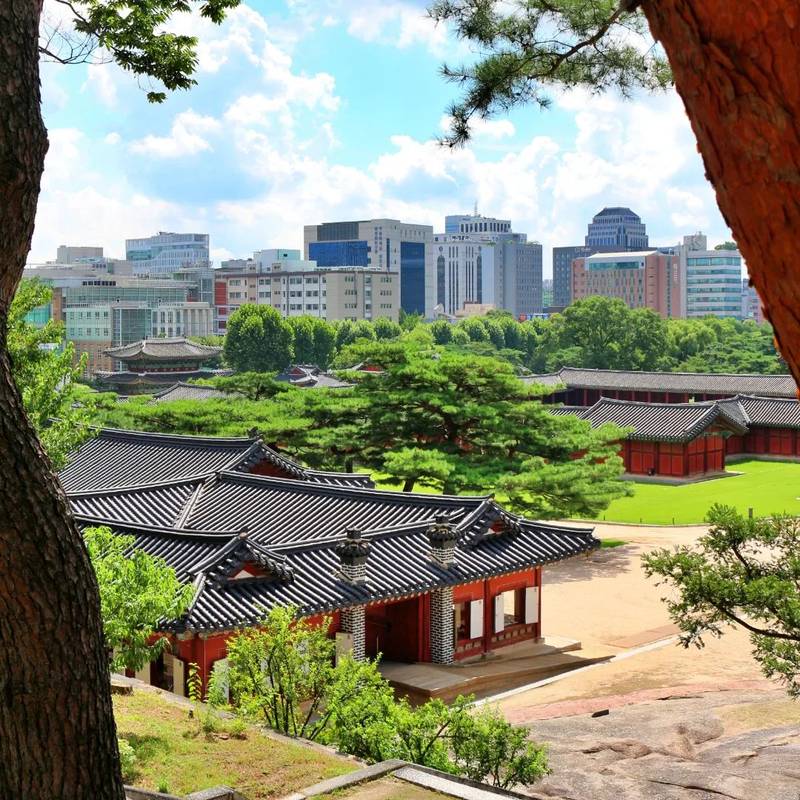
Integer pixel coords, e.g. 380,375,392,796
214,267,399,331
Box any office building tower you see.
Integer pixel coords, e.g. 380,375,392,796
552,245,593,307
125,231,210,274
56,245,104,264
303,219,432,316
585,207,649,252
571,250,682,318
677,233,743,319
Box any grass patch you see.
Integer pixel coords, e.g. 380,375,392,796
114,690,352,799
595,459,800,525
599,538,627,548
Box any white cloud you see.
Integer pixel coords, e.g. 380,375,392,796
345,1,447,53
130,110,221,158
83,62,121,108
104,132,121,145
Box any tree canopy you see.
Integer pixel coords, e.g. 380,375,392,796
85,526,194,673
429,0,672,146
9,278,95,468
643,505,800,696
223,305,294,373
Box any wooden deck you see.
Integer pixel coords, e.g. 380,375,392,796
379,636,615,703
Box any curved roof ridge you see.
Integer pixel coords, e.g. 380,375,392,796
212,469,492,503
73,514,237,539
65,474,207,497
93,426,258,446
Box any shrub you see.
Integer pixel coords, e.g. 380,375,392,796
117,738,137,783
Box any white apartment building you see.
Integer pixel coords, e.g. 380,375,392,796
677,233,744,318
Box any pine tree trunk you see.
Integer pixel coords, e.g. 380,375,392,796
0,1,124,797
641,0,800,384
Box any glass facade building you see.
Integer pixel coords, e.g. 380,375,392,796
585,207,648,252
685,251,743,318
399,241,426,314
309,240,369,267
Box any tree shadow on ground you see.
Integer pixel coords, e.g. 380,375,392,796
543,544,640,584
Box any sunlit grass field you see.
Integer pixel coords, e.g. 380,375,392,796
595,459,800,525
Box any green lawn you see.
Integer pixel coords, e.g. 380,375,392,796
114,689,352,798
595,459,800,525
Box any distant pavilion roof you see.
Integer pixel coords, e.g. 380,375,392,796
104,338,222,363
150,383,239,403
274,365,352,389
59,427,373,492
524,367,798,399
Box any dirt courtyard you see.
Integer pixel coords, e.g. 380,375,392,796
497,522,768,722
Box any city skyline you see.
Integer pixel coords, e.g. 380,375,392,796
34,0,732,276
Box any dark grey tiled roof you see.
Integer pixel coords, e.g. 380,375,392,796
104,337,222,361
548,405,588,416
150,383,238,403
579,398,748,442
59,428,373,491
95,369,232,386
735,394,800,429
275,365,352,389
525,367,797,398
72,471,597,631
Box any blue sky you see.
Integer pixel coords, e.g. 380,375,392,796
33,0,732,275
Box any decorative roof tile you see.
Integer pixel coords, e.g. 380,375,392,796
104,337,222,362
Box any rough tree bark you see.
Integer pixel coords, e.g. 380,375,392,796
641,0,800,385
0,1,124,798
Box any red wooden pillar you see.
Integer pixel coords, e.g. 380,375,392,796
536,566,543,641
482,578,492,655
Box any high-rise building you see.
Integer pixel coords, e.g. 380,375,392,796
444,214,511,235
23,266,214,375
303,219,432,316
433,214,542,318
56,245,104,264
125,231,210,274
552,245,592,307
585,207,649,252
571,250,682,318
741,278,765,324
678,234,743,319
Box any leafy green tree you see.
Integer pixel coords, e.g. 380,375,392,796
9,278,93,468
309,317,337,368
399,309,423,331
450,705,550,789
224,305,294,373
458,317,490,342
198,371,289,401
84,526,194,673
643,505,800,695
373,317,403,340
287,316,317,364
543,297,669,371
343,342,628,512
382,447,455,492
714,241,739,251
430,319,454,345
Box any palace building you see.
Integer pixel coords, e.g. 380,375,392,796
552,393,800,479
96,337,227,394
60,428,598,696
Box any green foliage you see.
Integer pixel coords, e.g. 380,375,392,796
642,505,800,696
224,613,549,787
187,663,202,704
8,278,94,468
54,0,241,103
224,305,294,373
117,738,138,783
198,371,289,401
382,447,455,492
715,241,739,251
429,0,672,146
206,659,231,708
226,606,337,740
450,705,550,788
84,526,194,672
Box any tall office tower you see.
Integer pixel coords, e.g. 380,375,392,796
676,232,744,319
741,278,764,324
125,231,210,274
571,250,682,318
552,245,592,308
303,219,433,316
433,214,542,318
585,207,649,252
